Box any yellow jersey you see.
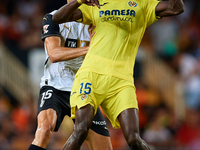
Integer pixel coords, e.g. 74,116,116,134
76,0,160,82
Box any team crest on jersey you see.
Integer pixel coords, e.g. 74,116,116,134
81,94,87,100
128,1,137,7
43,25,49,34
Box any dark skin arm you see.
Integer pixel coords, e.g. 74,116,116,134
52,0,100,24
52,0,184,24
156,0,185,17
52,0,82,24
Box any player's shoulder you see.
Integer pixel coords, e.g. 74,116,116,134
61,21,82,30
41,10,61,41
42,10,57,23
43,10,73,28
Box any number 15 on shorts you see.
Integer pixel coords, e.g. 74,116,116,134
80,82,92,94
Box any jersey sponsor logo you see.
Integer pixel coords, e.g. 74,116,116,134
81,94,87,100
99,9,135,23
43,25,49,34
100,2,109,6
100,16,134,22
99,9,135,17
128,1,137,7
65,38,77,48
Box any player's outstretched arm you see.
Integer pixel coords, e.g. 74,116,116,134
52,0,100,24
156,0,185,17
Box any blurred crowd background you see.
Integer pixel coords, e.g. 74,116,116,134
0,0,200,149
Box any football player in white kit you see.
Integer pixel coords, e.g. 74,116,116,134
28,9,112,150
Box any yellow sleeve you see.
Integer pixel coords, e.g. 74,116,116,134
144,0,161,27
76,4,93,25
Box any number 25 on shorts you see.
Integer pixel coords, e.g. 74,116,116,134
80,82,92,94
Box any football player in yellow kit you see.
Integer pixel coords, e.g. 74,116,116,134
52,0,184,149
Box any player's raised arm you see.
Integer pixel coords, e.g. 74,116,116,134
52,0,100,24
156,0,185,17
52,0,81,24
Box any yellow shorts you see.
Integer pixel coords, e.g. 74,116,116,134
70,72,138,129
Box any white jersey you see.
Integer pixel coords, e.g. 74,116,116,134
40,10,90,91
